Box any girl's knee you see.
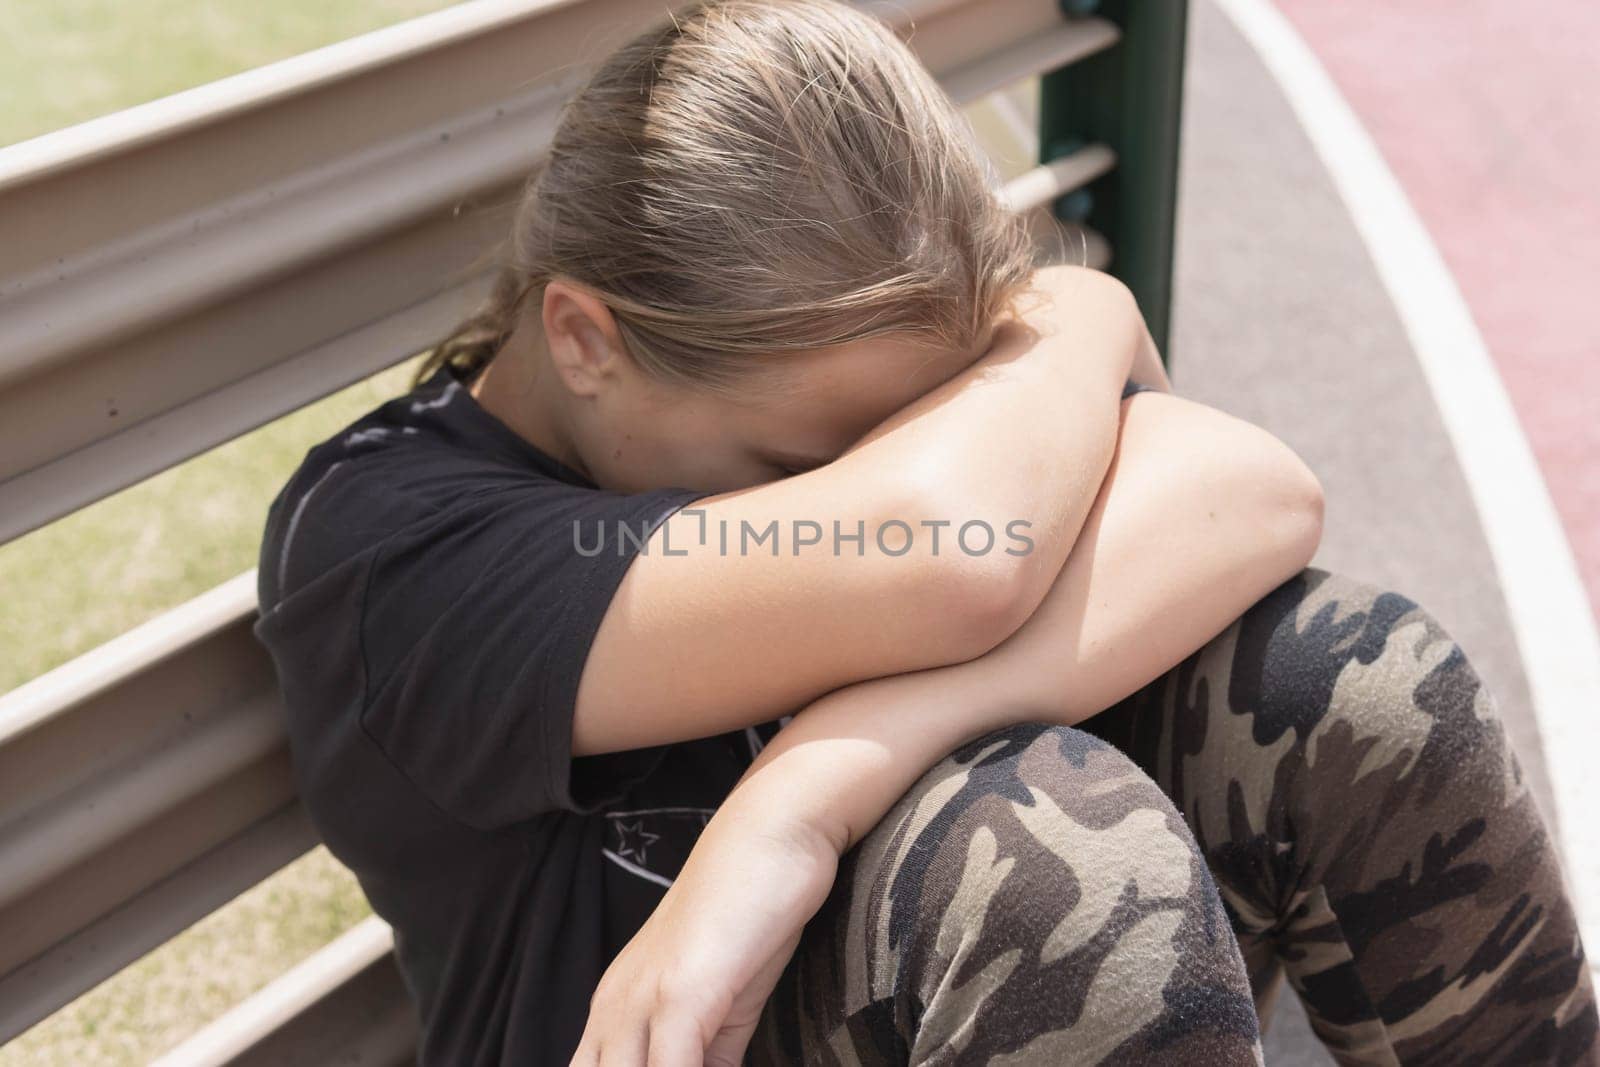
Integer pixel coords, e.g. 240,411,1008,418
1205,567,1538,917
1228,566,1519,793
1212,576,1597,1060
879,723,1202,881
857,723,1259,1060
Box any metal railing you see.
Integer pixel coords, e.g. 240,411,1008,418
0,0,1184,1058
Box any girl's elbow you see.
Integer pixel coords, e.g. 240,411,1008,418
1263,452,1326,569
1300,471,1327,548
885,474,1042,661
911,549,1038,665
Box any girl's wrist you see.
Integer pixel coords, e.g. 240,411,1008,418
693,783,847,872
663,800,841,953
714,660,1047,860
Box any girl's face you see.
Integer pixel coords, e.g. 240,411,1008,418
577,331,989,493
535,279,994,494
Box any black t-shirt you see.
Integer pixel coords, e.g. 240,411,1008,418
253,363,1155,1064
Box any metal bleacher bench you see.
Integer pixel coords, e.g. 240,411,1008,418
0,0,1186,1060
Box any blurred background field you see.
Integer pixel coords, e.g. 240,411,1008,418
1,0,458,146
0,1,453,1061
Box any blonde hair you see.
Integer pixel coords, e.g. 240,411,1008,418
413,0,1042,394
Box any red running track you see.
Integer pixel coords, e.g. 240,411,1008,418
1277,0,1600,619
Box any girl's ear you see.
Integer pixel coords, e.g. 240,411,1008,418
541,278,628,398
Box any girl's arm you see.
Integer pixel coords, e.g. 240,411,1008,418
572,387,1324,1063
572,265,1142,756
736,387,1322,851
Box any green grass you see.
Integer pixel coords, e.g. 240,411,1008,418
1,1,457,1060
1,0,463,148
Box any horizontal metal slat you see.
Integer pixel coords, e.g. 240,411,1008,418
0,0,1117,544
0,572,318,1041
0,803,315,1043
149,916,414,1067
2,275,496,555
999,143,1118,214
941,16,1119,103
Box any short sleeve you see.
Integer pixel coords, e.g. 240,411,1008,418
357,480,707,832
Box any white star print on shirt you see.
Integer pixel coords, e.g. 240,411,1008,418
612,818,662,864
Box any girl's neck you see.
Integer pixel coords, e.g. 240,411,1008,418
466,326,592,480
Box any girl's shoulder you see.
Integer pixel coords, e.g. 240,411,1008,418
257,365,607,612
256,360,704,649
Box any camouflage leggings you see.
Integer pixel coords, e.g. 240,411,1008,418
747,566,1599,1065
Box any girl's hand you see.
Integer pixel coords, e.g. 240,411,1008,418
570,813,841,1066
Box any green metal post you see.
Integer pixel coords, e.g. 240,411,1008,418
1039,0,1188,367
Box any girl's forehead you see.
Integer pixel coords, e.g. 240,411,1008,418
714,335,982,459
753,332,980,412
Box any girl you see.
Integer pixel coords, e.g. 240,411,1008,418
253,0,1598,1063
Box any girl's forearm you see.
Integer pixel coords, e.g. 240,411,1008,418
573,268,1152,759
571,270,1144,757
717,647,1028,857
700,386,1324,862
